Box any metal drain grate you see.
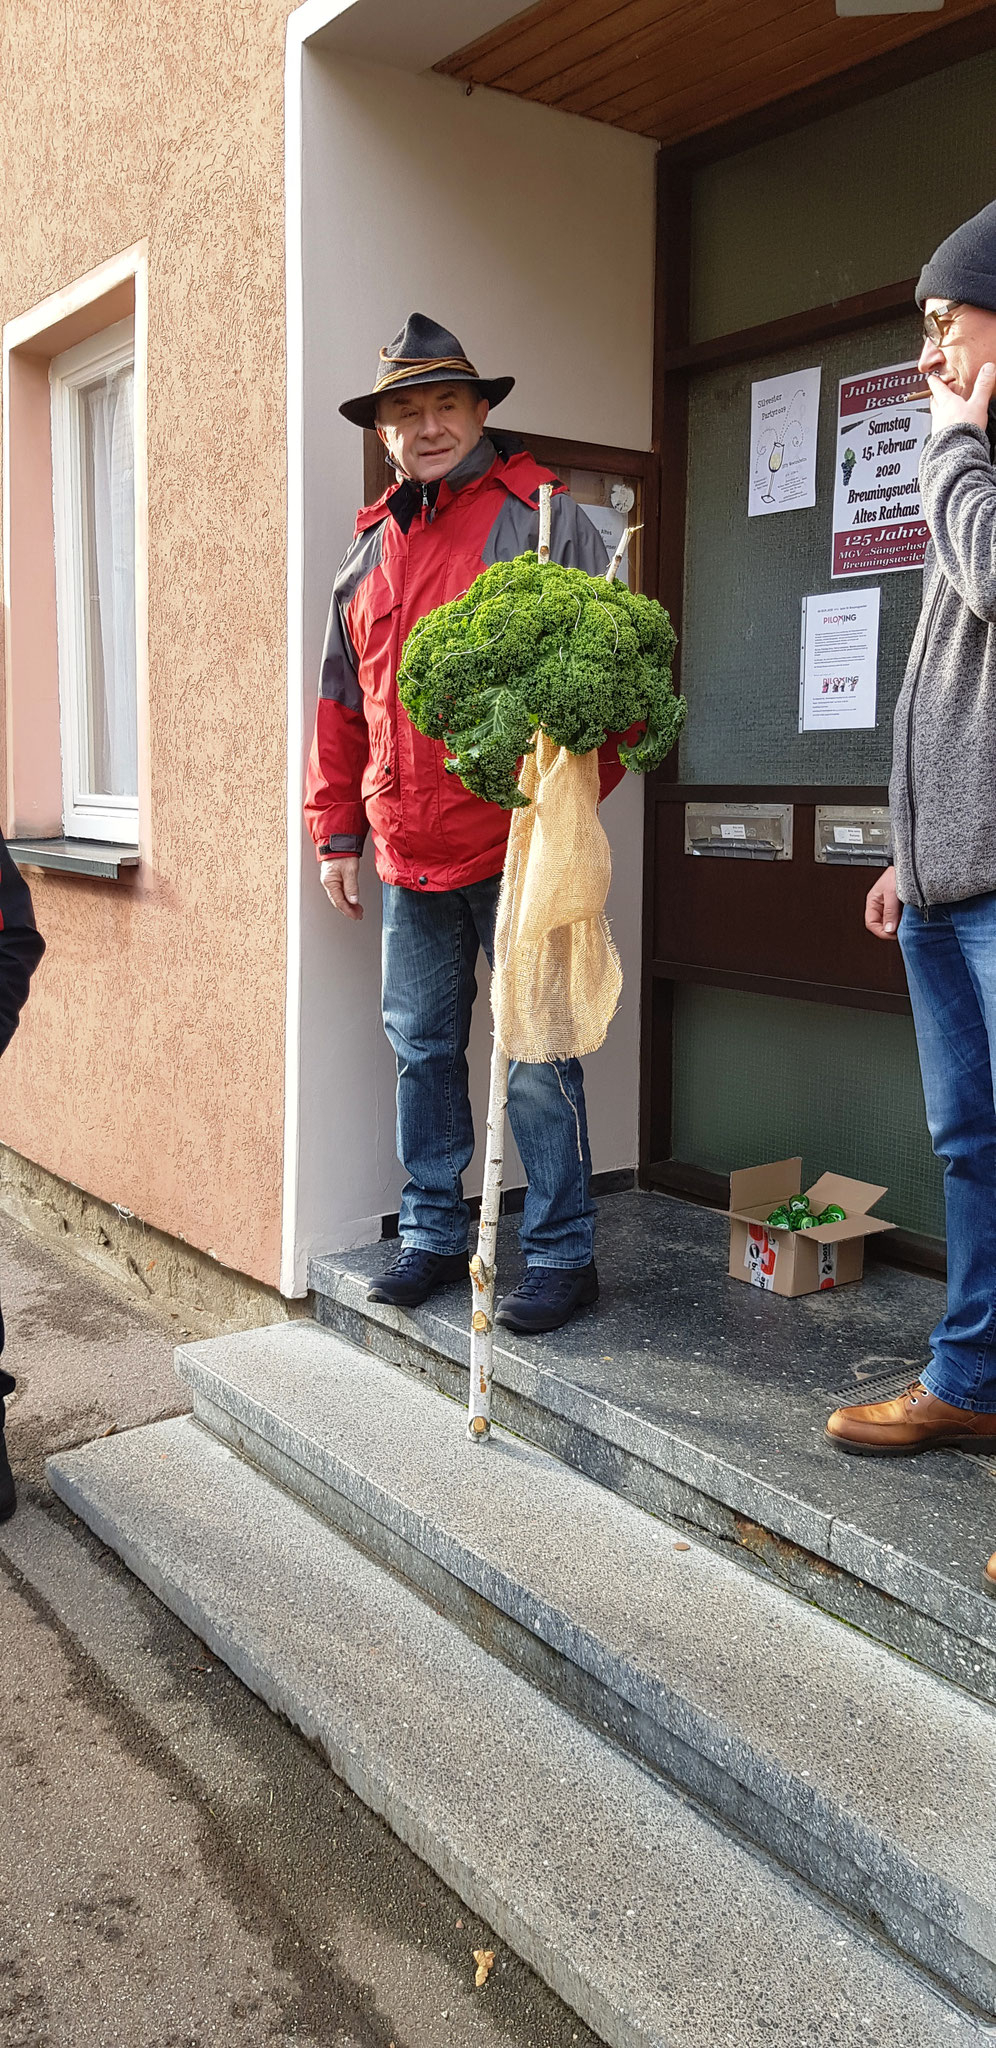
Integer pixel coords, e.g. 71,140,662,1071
825,1366,922,1409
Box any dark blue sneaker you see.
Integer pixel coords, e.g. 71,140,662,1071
366,1246,468,1309
494,1261,599,1334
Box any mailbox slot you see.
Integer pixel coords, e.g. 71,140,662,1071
814,805,891,868
684,801,793,861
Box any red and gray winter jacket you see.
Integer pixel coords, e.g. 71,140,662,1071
304,435,629,892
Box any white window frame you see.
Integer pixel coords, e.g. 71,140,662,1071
50,317,138,844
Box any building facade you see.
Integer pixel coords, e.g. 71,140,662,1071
3,0,995,1298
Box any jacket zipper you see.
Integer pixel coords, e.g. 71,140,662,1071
395,487,437,864
904,574,945,916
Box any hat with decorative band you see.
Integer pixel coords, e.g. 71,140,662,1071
339,311,515,429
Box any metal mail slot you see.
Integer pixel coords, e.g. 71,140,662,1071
814,805,891,869
684,802,793,861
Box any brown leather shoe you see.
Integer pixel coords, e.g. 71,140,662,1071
984,1554,996,1598
825,1382,996,1456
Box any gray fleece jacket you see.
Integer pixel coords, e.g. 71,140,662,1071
889,420,996,908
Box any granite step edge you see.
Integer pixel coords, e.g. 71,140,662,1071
310,1268,996,1658
44,1418,981,2048
175,1337,996,2008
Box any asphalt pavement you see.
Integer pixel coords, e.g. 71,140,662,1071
0,1210,600,2048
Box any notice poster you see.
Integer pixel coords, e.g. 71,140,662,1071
584,502,631,586
748,366,821,517
799,588,881,732
832,362,931,578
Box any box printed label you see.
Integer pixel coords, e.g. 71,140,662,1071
746,1223,778,1289
818,1241,838,1290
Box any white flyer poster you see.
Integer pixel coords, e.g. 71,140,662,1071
748,366,821,517
582,492,634,586
832,361,931,578
799,588,881,732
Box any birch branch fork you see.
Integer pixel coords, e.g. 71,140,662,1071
605,523,642,586
467,480,555,1444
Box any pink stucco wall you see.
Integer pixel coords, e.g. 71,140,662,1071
0,2,298,1285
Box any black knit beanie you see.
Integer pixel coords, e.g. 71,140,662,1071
917,200,996,312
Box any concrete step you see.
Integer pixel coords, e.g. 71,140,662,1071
309,1193,996,1709
173,1320,996,2016
47,1415,985,2048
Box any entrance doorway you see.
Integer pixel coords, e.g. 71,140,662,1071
639,49,996,1256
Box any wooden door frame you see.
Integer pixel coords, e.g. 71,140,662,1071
362,429,660,588
637,137,940,1226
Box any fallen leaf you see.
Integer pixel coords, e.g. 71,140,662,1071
473,1948,495,1987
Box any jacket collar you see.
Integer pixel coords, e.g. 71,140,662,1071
354,432,559,535
382,433,499,533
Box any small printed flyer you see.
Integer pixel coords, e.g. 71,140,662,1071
582,483,637,587
748,366,821,517
832,361,931,578
799,588,881,732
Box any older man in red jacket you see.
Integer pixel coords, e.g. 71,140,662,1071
306,314,624,1331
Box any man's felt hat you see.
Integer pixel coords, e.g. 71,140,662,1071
338,312,515,429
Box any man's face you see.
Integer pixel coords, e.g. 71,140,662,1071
375,381,489,483
918,297,996,398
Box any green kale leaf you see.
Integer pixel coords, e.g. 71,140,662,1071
398,553,684,809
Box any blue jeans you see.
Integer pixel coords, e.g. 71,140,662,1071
900,894,996,1413
381,876,595,1267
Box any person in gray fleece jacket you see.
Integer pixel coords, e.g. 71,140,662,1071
826,201,996,1591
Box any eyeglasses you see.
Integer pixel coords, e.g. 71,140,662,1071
922,302,962,347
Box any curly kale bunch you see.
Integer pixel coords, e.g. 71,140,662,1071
397,553,684,809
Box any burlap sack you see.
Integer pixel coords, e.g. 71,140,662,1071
491,731,622,1062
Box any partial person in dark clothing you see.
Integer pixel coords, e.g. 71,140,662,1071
0,830,45,1519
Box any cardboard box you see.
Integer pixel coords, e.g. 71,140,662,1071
728,1157,893,1296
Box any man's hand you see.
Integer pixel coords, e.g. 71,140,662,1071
321,856,363,921
865,864,900,941
928,361,996,435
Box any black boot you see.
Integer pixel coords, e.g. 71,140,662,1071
495,1261,599,1334
366,1246,468,1308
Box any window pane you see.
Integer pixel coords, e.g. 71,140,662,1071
78,365,137,800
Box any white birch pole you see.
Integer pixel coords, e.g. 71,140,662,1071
467,1038,509,1442
605,523,642,586
467,482,554,1443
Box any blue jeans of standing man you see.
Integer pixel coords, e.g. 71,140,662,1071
381,876,595,1268
900,892,996,1413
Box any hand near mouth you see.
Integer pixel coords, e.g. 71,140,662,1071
927,361,996,434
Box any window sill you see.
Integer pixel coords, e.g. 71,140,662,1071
7,837,140,879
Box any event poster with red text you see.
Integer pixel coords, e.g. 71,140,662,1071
832,362,931,579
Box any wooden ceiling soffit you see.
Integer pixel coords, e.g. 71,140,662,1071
436,0,996,153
